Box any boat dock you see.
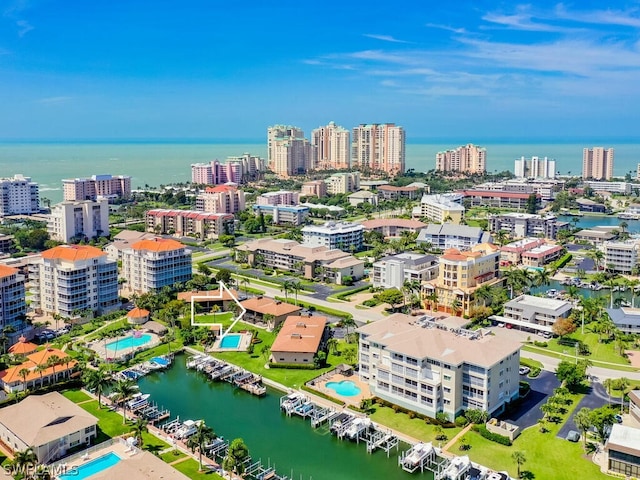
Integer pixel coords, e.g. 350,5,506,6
186,354,267,397
116,354,173,382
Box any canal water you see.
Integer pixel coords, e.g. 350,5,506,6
558,215,640,232
138,355,432,480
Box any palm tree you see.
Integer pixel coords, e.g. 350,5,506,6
533,268,551,288
503,268,530,299
587,249,605,272
342,317,357,342
130,418,148,449
11,447,37,472
187,421,216,471
83,367,111,407
35,363,47,388
450,298,462,316
211,304,220,323
18,367,30,393
574,407,592,447
326,337,339,355
290,280,302,306
512,451,526,478
223,438,250,477
47,354,61,382
281,280,293,302
474,284,494,308
112,379,136,424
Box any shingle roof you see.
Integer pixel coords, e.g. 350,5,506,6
271,315,327,353
131,238,185,252
240,297,302,316
41,245,105,261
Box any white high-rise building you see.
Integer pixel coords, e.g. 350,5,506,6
311,122,350,170
583,147,614,180
0,175,39,216
435,144,486,174
28,245,119,318
514,156,557,179
0,265,27,339
302,221,364,251
47,199,110,243
351,124,405,175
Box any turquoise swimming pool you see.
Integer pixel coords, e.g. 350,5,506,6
326,380,361,397
59,452,121,480
106,333,152,353
219,333,242,349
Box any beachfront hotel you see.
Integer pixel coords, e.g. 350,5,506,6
0,174,40,216
435,144,486,174
582,147,614,180
268,125,315,178
62,174,131,202
0,265,28,342
422,243,501,317
121,238,192,294
47,198,110,243
357,313,521,421
351,123,405,176
145,209,234,239
28,245,119,319
311,121,351,170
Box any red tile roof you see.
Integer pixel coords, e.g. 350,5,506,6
41,245,105,262
131,238,184,251
0,265,18,279
271,315,327,354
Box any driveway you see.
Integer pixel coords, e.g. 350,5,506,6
557,382,613,439
501,370,560,430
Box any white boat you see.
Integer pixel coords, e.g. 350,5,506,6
546,289,558,298
402,442,434,470
174,419,203,440
186,355,205,369
443,455,472,480
346,418,371,440
126,393,150,410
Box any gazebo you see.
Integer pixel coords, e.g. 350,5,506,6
8,336,38,356
127,308,150,325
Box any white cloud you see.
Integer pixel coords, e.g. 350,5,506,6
363,34,410,44
16,19,33,37
425,23,466,34
554,4,640,28
36,96,72,105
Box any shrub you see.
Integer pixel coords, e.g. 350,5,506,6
408,411,416,419
267,362,316,370
464,408,488,424
533,341,548,348
472,425,512,446
529,366,541,378
455,416,469,428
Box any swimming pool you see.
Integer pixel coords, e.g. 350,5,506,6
219,334,242,349
106,333,152,353
59,452,121,480
326,380,361,397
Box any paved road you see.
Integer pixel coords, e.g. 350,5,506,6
502,371,560,430
521,350,640,381
557,382,613,439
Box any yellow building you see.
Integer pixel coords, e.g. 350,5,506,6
422,243,501,316
412,194,465,224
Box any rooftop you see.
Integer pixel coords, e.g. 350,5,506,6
606,424,640,455
126,308,150,318
0,392,97,448
506,294,572,313
419,194,465,211
441,243,499,262
361,218,427,229
271,315,327,353
0,264,18,279
418,223,486,238
236,237,357,262
41,245,106,262
131,238,185,252
607,307,640,327
358,313,520,367
302,221,364,234
375,253,437,268
177,289,239,302
522,244,563,257
240,297,302,317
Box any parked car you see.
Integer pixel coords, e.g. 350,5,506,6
615,414,623,424
540,331,552,339
497,323,506,328
519,366,531,376
566,430,580,442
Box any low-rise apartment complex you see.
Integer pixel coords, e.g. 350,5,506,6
236,238,364,285
491,295,572,334
361,219,426,238
325,172,361,194
372,253,438,289
270,314,328,365
253,205,310,226
606,308,640,335
358,314,520,420
603,240,640,274
302,221,364,252
416,224,491,251
458,190,541,210
28,245,119,318
121,238,192,294
489,213,566,239
413,194,465,224
146,209,234,239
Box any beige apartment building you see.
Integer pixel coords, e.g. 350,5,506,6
412,194,465,224
145,209,234,240
47,199,110,243
325,172,361,195
195,185,245,214
312,122,350,170
358,313,521,420
582,147,614,180
351,123,405,175
62,174,131,202
423,243,501,316
436,144,486,174
301,180,327,198
268,125,315,177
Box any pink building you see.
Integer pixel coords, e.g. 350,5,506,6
500,238,546,265
195,185,245,214
301,180,327,198
256,191,300,206
62,175,131,202
191,154,265,185
522,244,563,267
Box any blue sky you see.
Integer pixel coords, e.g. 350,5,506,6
1,1,640,141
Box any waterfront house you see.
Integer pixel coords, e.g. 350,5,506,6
178,289,241,313
606,307,640,335
0,344,76,393
239,296,302,330
270,314,328,365
0,392,98,463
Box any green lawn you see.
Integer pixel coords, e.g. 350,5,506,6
369,405,462,443
61,389,92,403
537,329,631,365
522,345,637,372
194,312,235,324
86,319,130,341
160,449,187,463
210,320,356,388
450,391,607,480
173,458,224,479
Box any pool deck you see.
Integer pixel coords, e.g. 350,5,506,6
88,331,160,361
55,439,191,480
314,372,372,407
210,331,252,352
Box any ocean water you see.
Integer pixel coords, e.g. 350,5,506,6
1,141,639,203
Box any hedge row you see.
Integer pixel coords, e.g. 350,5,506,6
268,362,317,370
274,296,353,320
301,385,345,406
333,285,371,301
472,424,512,446
550,252,572,270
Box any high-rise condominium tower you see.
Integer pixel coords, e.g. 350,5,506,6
582,147,614,180
435,144,486,174
351,124,405,176
311,122,350,170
